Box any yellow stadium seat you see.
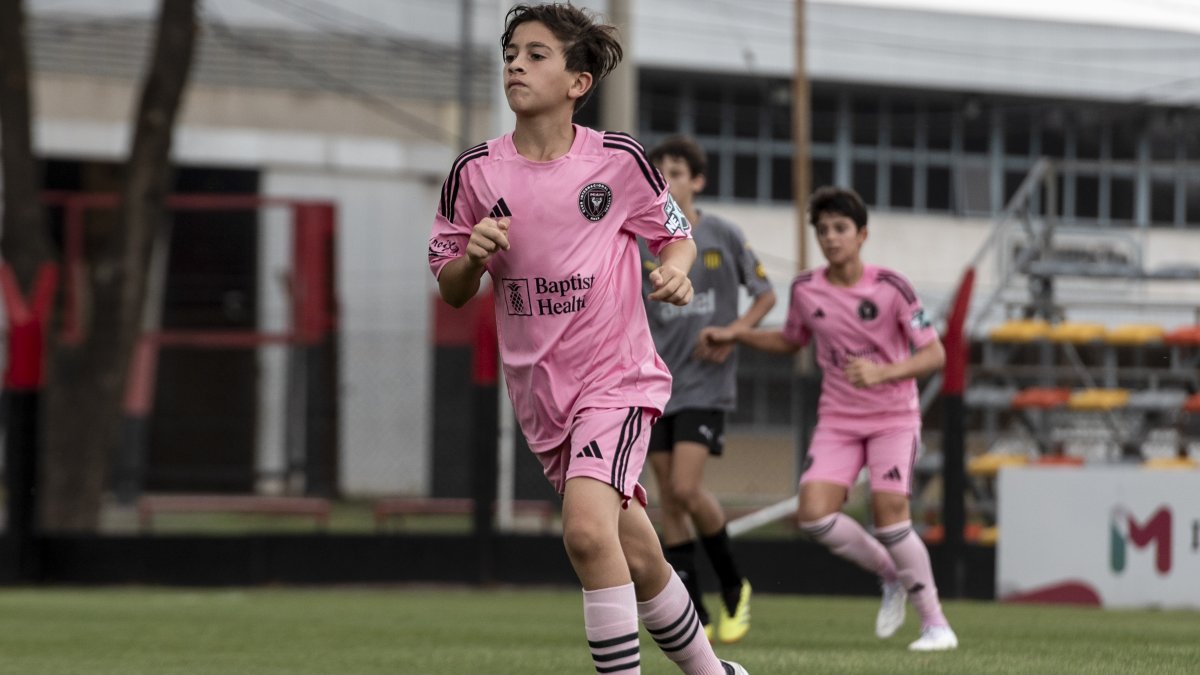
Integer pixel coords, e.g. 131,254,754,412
1067,388,1130,411
967,452,1029,477
988,319,1050,343
1142,457,1198,470
976,526,999,546
1047,321,1107,344
1105,324,1165,346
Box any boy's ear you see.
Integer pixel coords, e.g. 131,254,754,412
568,71,593,102
692,173,706,195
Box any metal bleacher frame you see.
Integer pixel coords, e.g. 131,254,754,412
913,160,1200,531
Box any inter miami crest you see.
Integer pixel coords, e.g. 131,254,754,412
858,299,879,321
578,182,613,222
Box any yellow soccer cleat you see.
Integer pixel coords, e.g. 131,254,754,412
717,580,751,643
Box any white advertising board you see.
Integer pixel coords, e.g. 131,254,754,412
997,466,1200,608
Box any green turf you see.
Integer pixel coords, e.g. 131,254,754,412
0,586,1194,674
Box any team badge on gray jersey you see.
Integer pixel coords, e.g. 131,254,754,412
578,182,613,222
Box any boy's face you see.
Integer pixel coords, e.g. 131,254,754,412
654,155,705,206
503,21,591,117
814,211,866,266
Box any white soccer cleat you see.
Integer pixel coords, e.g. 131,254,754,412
908,625,958,651
720,660,749,675
875,579,907,639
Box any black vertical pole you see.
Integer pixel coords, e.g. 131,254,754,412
471,290,499,584
1,263,57,583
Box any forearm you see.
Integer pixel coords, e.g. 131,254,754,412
737,327,801,354
657,238,696,274
880,339,945,382
437,257,487,308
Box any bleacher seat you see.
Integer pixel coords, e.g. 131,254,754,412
967,452,1028,477
1142,457,1198,470
1047,321,1107,344
1184,393,1200,414
988,318,1050,342
1067,388,1130,411
1163,325,1200,346
1126,389,1187,411
964,385,1018,409
1011,387,1072,409
1105,324,1165,346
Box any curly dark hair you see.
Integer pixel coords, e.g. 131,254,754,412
809,186,868,230
647,135,707,178
501,3,623,111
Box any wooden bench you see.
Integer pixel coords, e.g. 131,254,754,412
137,494,332,532
372,497,557,531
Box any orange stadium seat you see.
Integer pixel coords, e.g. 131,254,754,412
1163,325,1200,346
1011,387,1072,409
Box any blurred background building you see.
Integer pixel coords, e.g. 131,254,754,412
11,0,1200,509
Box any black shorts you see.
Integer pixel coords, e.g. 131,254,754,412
648,409,726,456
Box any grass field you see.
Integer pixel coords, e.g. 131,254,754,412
0,586,1195,674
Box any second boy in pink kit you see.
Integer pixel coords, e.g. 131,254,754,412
703,186,959,652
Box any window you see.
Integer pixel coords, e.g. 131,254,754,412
772,157,793,201
1076,175,1100,219
734,154,758,199
1150,179,1176,225
891,98,916,149
852,95,879,146
890,165,914,208
927,166,952,211
1110,177,1135,223
694,82,723,135
853,162,877,205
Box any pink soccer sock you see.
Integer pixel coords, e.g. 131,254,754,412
583,583,641,674
875,520,948,628
800,512,898,582
637,571,726,675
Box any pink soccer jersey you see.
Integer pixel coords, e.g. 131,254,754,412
428,125,692,452
782,264,938,430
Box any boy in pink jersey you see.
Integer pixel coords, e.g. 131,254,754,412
428,5,747,674
702,186,959,652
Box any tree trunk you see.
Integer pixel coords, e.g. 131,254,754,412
41,0,199,531
0,0,54,284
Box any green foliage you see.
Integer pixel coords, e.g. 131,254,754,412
0,588,1194,674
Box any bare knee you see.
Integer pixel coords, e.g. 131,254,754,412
563,519,612,566
667,480,704,513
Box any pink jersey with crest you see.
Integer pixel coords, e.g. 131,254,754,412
428,125,692,452
782,264,938,430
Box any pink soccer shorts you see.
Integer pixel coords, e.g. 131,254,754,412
800,424,920,495
535,407,653,508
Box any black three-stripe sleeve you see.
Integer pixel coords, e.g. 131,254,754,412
439,143,488,224
603,132,666,196
877,270,917,304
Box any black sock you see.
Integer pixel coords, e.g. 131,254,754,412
664,541,708,624
700,527,744,614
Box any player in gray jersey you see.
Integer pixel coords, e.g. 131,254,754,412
640,136,775,643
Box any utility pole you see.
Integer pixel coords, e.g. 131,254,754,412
793,0,810,272
458,0,473,148
600,0,637,132
791,0,817,487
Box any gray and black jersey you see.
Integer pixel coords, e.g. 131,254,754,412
640,211,772,415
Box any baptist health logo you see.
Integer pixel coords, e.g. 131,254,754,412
502,275,594,317
1110,506,1171,575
